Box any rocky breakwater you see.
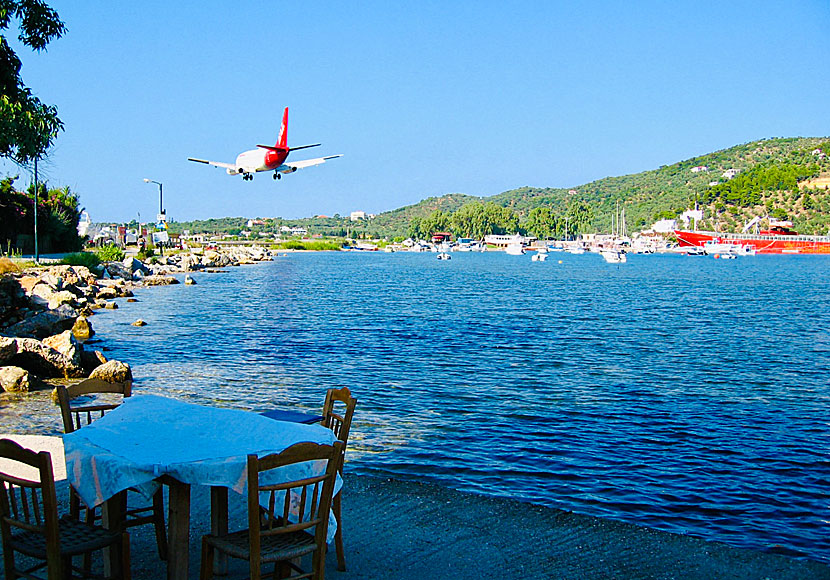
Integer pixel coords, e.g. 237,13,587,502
0,264,134,393
102,245,273,283
0,245,273,394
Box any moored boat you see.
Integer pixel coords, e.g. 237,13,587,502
675,223,830,255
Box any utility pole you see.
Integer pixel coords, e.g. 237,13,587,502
33,156,39,263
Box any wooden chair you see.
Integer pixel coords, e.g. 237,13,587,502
199,441,344,580
56,379,168,560
320,387,356,572
0,438,131,580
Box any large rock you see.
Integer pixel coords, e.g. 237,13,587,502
47,290,79,310
123,257,150,275
10,337,85,378
143,275,179,286
104,261,132,280
80,349,107,374
42,330,83,369
89,360,132,383
0,275,26,314
0,366,45,392
4,304,79,339
0,337,16,364
95,286,118,300
72,316,94,341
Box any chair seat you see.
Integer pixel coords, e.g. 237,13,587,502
11,516,121,558
205,528,317,562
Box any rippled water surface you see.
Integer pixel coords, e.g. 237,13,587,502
3,252,829,562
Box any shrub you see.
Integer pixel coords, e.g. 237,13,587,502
137,248,155,260
277,241,341,251
96,243,125,262
61,252,101,269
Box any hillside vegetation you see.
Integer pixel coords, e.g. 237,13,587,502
170,137,830,240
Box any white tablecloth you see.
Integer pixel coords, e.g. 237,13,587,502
63,394,338,518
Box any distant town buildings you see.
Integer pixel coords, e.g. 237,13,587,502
279,225,307,236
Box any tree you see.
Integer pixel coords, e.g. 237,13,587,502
1,1,66,163
523,207,559,239
566,199,593,235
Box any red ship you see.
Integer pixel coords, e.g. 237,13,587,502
674,221,830,254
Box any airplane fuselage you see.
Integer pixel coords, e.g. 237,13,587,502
229,148,290,175
188,106,340,181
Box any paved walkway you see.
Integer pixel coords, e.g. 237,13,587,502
2,435,828,579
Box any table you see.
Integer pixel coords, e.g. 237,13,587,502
63,394,338,579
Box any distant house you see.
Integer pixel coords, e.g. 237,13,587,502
246,219,266,227
708,181,720,187
690,166,709,173
279,225,307,236
722,168,740,179
350,211,367,221
651,219,677,233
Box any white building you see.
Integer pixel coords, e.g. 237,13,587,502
651,219,677,233
690,166,709,173
350,211,367,221
722,168,740,179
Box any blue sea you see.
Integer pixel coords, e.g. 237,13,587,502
3,251,829,562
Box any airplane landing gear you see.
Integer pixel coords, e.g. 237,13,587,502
273,173,281,180
242,173,253,181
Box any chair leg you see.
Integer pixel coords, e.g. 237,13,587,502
120,531,131,580
333,492,346,571
200,537,214,580
151,488,168,560
60,555,73,580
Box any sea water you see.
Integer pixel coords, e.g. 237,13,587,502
2,251,828,562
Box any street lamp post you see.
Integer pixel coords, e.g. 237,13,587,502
143,178,163,215
143,178,165,255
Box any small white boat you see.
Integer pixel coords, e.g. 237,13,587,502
437,252,451,261
531,253,548,262
600,249,627,264
505,243,525,255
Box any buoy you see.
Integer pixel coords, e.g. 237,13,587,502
558,260,563,264
714,254,720,259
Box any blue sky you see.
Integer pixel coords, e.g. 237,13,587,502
3,0,829,223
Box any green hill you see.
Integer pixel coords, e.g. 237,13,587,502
169,137,830,240
372,137,830,237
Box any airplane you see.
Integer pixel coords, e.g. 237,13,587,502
187,107,342,181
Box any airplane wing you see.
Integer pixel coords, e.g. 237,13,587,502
187,157,236,170
280,154,343,172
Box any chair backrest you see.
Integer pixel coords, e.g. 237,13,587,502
0,439,61,574
56,378,133,434
321,387,356,446
248,441,344,563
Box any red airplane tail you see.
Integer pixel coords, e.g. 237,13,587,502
277,107,288,149
257,107,321,153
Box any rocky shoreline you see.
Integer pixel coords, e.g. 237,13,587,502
0,245,274,394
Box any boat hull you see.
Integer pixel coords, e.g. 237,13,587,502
674,230,830,254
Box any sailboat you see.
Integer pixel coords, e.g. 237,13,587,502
600,202,628,263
